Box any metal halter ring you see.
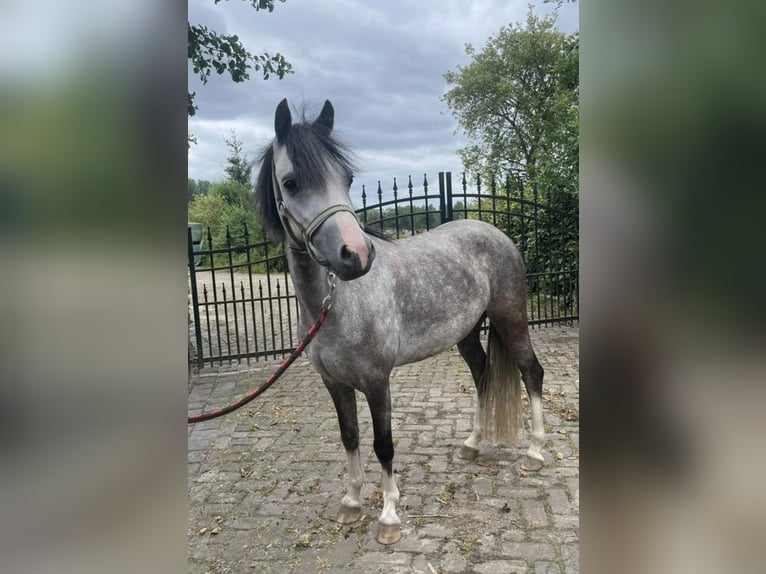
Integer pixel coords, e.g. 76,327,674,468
321,271,337,310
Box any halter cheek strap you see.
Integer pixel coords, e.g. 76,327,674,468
271,157,363,267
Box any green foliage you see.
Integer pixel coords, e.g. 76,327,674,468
214,179,252,209
187,180,271,270
188,178,212,203
188,0,293,119
443,8,578,197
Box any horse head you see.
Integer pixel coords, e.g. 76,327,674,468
256,99,375,281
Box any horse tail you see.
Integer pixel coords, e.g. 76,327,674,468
478,322,523,443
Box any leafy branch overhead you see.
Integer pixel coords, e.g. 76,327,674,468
188,0,293,117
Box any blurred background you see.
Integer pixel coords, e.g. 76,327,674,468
582,0,766,572
0,1,187,573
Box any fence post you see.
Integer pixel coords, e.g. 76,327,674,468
445,171,453,222
438,172,446,224
187,226,204,370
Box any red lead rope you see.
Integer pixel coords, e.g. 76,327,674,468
188,273,336,424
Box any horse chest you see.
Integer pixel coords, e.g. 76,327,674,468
305,322,395,385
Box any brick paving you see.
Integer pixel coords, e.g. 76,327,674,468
188,325,579,573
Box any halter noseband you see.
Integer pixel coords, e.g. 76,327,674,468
271,155,363,267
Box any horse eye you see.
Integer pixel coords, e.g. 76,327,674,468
282,178,298,192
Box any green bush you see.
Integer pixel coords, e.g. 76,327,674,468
187,181,273,271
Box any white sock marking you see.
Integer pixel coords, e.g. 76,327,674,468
526,394,545,462
341,449,363,508
379,470,400,526
464,393,483,451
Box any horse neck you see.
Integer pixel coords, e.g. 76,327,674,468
286,247,331,317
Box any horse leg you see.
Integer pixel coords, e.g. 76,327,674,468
515,336,546,471
491,321,546,471
457,319,487,460
322,377,364,524
364,384,401,545
519,350,545,471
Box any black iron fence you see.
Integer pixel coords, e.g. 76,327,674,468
188,171,578,369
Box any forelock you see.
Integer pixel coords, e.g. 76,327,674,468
280,123,355,191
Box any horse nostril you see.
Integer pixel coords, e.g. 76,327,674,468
340,245,353,261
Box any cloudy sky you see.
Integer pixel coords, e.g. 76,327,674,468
188,0,578,202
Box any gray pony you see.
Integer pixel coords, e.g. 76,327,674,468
254,99,545,545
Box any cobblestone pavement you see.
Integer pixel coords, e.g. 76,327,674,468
189,325,579,574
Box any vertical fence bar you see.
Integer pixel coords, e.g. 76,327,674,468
240,282,250,363
207,228,223,365
203,285,212,366
490,174,497,228
361,185,368,225
518,177,527,259
276,279,286,352
221,283,231,362
225,226,241,358
393,177,400,238
446,171,453,222
423,174,431,231
263,241,277,359
504,175,512,239
377,181,384,232
407,175,415,235
438,172,446,224
461,172,468,219
258,280,267,358
476,174,483,222
187,226,204,370
282,265,294,349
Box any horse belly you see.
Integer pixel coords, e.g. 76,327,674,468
394,298,486,366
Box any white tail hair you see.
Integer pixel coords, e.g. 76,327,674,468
478,324,522,443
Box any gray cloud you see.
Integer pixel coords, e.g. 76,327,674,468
188,0,578,198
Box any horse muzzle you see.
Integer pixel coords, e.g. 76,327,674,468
311,211,375,281
334,238,375,280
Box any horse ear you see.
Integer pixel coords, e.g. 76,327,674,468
314,100,334,134
274,98,292,142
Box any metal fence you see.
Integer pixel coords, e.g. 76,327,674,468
188,171,578,369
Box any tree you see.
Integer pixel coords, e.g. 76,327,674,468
443,8,578,195
188,0,293,118
188,178,212,203
223,131,254,186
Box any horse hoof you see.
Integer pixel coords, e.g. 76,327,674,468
376,522,401,545
458,445,480,460
521,455,544,472
336,504,361,524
